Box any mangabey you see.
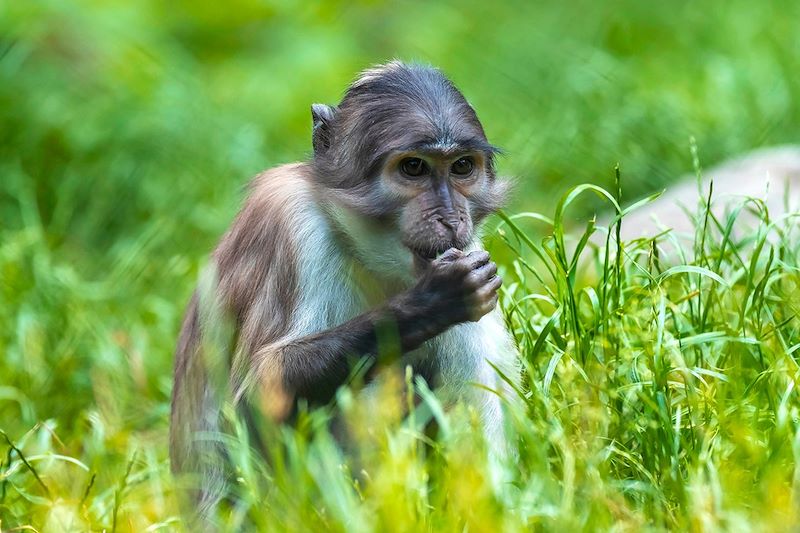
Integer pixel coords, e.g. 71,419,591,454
170,61,517,516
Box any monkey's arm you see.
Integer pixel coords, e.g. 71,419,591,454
280,293,443,404
260,249,501,408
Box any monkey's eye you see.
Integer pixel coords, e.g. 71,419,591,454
451,157,474,176
399,157,428,178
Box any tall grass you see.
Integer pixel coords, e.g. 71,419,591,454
495,174,800,530
2,173,798,531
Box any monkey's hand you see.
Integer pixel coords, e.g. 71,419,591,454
412,248,502,326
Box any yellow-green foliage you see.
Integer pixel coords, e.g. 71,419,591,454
2,1,800,531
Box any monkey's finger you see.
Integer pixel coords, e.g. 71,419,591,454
470,276,502,308
461,250,490,270
436,248,463,264
465,262,497,289
483,293,500,313
472,261,498,281
471,293,500,321
478,275,502,297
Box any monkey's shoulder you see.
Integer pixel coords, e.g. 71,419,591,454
247,162,316,206
218,162,325,253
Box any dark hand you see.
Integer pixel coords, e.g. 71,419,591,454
413,248,502,327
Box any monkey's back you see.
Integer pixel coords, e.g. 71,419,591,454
169,163,359,513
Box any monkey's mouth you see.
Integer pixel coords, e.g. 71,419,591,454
409,243,456,263
407,232,473,263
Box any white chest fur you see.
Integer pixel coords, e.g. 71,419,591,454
295,201,517,432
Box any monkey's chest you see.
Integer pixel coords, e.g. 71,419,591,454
343,260,411,312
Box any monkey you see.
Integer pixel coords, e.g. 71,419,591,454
169,60,518,519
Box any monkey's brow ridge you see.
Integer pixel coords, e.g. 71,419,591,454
399,138,499,155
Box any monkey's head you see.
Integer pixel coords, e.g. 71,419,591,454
311,61,508,270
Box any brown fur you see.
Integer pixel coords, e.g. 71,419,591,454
170,164,314,518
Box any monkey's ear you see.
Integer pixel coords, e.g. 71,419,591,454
311,103,337,155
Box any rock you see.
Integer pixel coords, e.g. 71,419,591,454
608,146,800,257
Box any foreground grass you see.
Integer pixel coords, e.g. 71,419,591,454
2,176,799,531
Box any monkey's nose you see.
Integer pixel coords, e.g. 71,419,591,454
434,214,463,234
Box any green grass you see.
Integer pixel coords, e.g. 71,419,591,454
2,0,800,531
3,176,800,530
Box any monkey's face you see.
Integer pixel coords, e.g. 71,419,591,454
382,150,490,263
311,62,509,273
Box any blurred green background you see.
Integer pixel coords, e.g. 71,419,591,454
1,0,799,526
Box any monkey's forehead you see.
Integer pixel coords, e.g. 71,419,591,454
392,137,500,156
355,120,491,165
376,110,496,153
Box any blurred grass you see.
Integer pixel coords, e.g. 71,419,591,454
1,0,800,530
